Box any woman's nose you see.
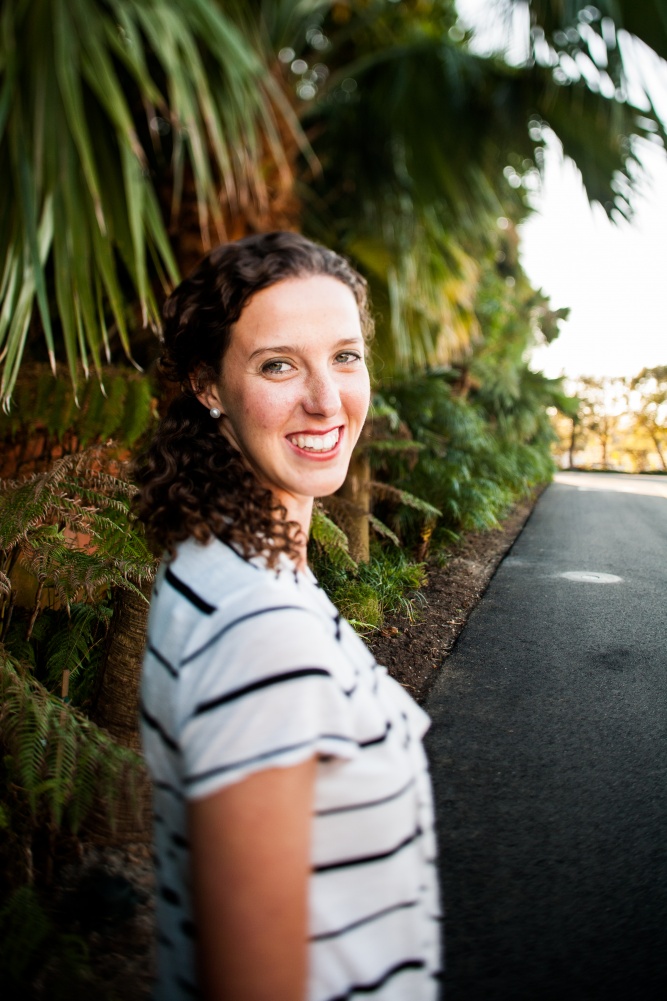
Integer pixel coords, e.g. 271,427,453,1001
303,369,341,418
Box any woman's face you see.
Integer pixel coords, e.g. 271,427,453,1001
202,275,371,523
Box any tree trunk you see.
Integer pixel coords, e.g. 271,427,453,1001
652,434,667,471
339,447,371,563
569,418,577,469
87,580,153,844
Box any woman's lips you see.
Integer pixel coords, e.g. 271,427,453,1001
286,426,343,456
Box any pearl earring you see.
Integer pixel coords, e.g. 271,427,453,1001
209,407,221,419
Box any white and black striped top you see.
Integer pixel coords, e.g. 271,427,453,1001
141,536,442,1001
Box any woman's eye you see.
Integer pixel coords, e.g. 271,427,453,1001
335,351,362,365
261,359,292,375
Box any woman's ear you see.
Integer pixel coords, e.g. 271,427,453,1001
190,369,225,416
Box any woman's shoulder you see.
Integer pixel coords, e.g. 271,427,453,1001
158,536,311,620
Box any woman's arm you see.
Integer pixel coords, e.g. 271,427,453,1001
188,756,317,1001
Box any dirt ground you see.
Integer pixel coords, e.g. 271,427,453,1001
39,490,540,1000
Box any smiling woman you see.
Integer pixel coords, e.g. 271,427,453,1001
136,233,374,569
134,233,442,1001
194,274,371,551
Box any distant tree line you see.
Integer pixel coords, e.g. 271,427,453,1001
551,367,667,471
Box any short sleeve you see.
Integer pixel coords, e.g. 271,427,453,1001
177,605,360,801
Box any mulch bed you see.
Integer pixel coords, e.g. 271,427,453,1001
29,490,541,999
369,490,542,706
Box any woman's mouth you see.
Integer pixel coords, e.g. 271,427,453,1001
287,427,341,453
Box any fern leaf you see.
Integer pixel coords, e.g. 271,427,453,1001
371,480,441,520
368,514,400,547
43,603,108,689
0,446,157,607
0,647,144,833
310,506,357,571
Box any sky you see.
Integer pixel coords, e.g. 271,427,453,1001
523,143,667,382
455,0,667,384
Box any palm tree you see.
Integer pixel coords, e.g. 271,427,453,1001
2,0,666,403
287,0,667,551
0,0,305,402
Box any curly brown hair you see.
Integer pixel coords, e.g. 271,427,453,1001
134,232,373,565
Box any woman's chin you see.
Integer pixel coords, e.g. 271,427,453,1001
273,467,349,507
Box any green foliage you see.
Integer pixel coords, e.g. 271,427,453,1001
5,602,113,708
44,603,112,699
356,549,428,622
310,544,427,633
0,447,152,975
0,885,52,988
0,448,157,608
335,582,384,632
0,365,157,450
309,504,357,570
0,883,91,999
470,263,576,442
362,254,565,545
371,481,441,523
3,0,666,401
0,647,143,838
378,373,554,542
298,0,667,376
0,0,304,402
506,1,667,101
0,448,153,884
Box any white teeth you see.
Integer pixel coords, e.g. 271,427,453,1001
289,428,340,452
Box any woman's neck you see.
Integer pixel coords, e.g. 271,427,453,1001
280,494,313,572
272,492,310,572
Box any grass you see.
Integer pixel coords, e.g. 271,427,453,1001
310,543,427,633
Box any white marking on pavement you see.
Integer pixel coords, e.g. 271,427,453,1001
559,571,623,584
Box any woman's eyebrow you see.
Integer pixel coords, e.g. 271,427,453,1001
248,344,294,360
248,338,363,361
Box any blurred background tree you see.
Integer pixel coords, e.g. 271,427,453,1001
629,366,667,470
570,375,626,469
549,370,667,472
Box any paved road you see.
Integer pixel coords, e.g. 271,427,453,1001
426,472,667,1000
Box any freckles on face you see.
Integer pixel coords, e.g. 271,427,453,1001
214,274,370,511
241,380,301,428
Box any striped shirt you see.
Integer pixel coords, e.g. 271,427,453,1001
141,536,442,1000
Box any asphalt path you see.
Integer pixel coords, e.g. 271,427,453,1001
426,472,667,1000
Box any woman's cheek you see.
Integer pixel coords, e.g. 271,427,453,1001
348,375,372,423
244,386,297,432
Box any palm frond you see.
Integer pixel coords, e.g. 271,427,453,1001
0,0,306,404
509,1,667,69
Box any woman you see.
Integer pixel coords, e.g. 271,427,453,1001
136,232,441,1001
